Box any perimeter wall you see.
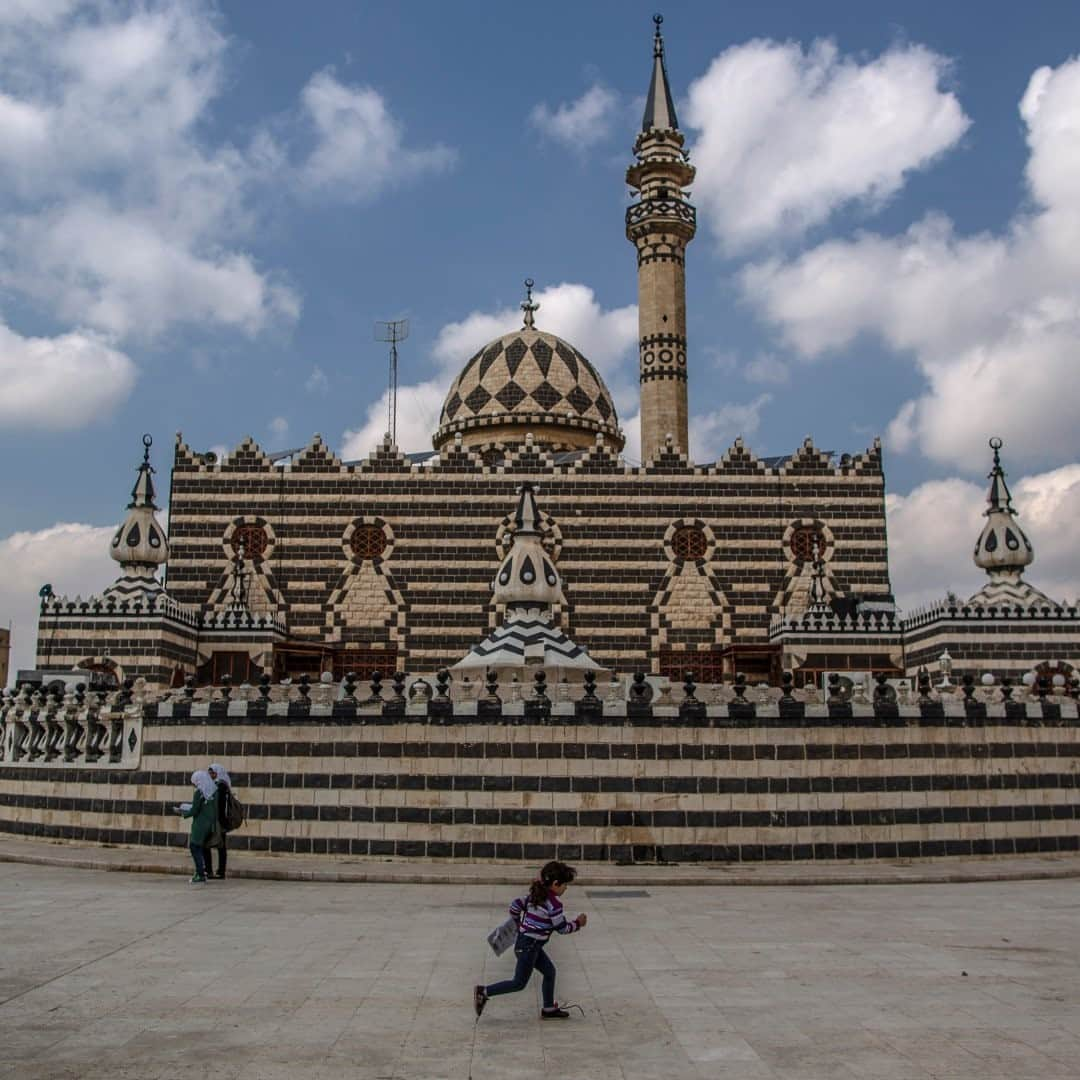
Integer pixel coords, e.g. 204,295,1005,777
2,691,1078,862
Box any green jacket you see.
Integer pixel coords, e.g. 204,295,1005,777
182,789,218,846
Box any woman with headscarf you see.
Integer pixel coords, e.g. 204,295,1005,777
177,770,217,884
202,763,232,879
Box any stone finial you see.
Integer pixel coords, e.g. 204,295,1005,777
973,437,1033,580
108,434,170,573
521,278,539,330
493,483,562,609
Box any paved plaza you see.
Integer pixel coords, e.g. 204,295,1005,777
2,861,1079,1080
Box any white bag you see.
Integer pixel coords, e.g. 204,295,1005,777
487,915,519,956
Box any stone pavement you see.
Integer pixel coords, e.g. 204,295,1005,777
4,836,1080,886
2,861,1079,1079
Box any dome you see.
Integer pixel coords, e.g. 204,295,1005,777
433,325,623,452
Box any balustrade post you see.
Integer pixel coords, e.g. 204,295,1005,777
85,690,108,762
44,686,64,760
64,685,86,762
478,668,502,723
27,690,46,761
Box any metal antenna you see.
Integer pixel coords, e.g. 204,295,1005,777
375,319,409,445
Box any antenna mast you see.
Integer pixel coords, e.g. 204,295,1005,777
374,318,409,446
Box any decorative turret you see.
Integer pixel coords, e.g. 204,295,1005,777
492,483,563,610
453,484,600,674
626,14,696,461
106,434,170,598
968,437,1050,608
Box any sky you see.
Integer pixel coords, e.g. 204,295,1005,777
2,0,1080,676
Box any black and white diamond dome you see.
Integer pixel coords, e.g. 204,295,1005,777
433,327,623,451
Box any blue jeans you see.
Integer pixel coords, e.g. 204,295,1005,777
485,934,556,1009
189,842,207,878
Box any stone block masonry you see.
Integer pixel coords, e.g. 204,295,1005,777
2,695,1078,864
164,432,889,676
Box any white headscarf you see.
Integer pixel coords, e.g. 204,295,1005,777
208,763,231,787
191,770,216,799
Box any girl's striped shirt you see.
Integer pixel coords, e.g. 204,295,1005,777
509,891,581,940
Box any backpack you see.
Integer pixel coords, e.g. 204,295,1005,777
223,790,246,832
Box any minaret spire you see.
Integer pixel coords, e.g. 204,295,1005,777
129,432,159,510
642,14,678,132
626,14,696,461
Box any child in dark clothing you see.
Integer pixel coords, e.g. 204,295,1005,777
475,861,587,1020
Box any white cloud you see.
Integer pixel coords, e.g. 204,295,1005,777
620,411,641,465
432,283,637,379
685,39,969,252
299,69,456,201
743,353,790,385
0,320,136,428
6,200,299,339
530,84,618,148
690,394,772,461
0,0,78,28
886,463,1080,611
340,378,446,459
268,416,289,440
0,522,115,682
743,56,1080,471
0,0,300,341
305,365,329,393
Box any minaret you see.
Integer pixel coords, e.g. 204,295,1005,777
626,14,696,461
972,437,1034,587
105,433,170,598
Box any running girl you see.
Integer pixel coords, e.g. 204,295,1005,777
474,860,587,1020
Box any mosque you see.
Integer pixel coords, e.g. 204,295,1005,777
5,17,1080,870
29,19,1080,696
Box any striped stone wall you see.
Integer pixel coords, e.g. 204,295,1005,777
905,608,1080,680
164,432,890,674
3,695,1078,863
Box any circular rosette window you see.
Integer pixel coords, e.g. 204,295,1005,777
783,520,833,567
343,519,394,563
224,519,275,562
789,525,825,563
664,520,714,563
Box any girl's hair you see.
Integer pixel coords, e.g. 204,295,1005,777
528,860,576,906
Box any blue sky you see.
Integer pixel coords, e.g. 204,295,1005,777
2,0,1080,673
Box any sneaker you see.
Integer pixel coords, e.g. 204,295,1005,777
213,873,226,879
541,1006,570,1019
473,985,488,1018
190,874,206,884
